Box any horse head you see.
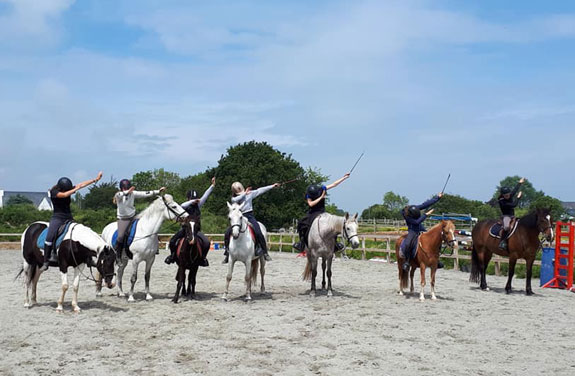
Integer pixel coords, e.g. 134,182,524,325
441,220,459,250
343,213,360,249
183,218,198,245
96,245,116,289
158,194,189,222
227,202,245,239
536,208,554,243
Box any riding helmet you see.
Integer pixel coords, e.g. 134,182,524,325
500,186,511,196
407,205,421,219
57,177,73,192
186,190,199,200
119,179,132,191
305,184,325,200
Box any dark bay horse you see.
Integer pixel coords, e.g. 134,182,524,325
395,220,458,301
470,208,554,295
19,222,116,312
172,219,210,303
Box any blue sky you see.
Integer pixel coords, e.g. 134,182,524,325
1,0,574,214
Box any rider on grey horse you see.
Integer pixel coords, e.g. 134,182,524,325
401,193,443,271
165,177,215,266
292,173,350,253
498,177,524,250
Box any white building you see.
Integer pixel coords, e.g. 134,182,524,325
0,190,53,211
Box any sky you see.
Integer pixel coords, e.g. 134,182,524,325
1,0,574,214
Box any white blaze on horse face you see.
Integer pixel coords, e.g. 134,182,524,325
546,215,554,241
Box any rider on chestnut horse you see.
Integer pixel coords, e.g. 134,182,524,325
497,177,525,250
401,192,443,271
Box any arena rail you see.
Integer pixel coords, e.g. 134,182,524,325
1,232,541,277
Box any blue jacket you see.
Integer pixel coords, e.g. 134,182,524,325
402,196,440,233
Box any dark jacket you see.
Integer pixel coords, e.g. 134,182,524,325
498,183,521,216
402,196,440,233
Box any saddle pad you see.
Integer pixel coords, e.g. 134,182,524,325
176,238,204,259
36,222,72,250
247,223,256,241
112,219,139,247
489,220,519,239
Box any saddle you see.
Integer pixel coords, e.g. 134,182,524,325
489,218,519,239
111,219,139,248
36,221,73,250
399,234,419,260
176,237,204,260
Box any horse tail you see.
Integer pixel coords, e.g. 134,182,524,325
469,244,481,284
400,267,409,289
251,259,259,284
302,259,312,281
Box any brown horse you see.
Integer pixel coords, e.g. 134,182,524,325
395,220,458,301
470,208,554,295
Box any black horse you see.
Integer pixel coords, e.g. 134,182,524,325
19,221,116,311
172,219,210,303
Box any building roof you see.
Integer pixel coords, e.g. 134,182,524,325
2,191,50,207
562,201,575,210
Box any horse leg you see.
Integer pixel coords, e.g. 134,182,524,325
245,259,253,301
505,257,517,294
260,259,266,293
173,266,184,303
321,258,327,290
479,249,492,291
116,259,127,297
71,265,84,313
410,267,416,293
190,265,198,298
430,265,437,300
419,264,426,301
525,257,535,296
128,259,140,302
57,271,69,312
31,268,42,306
144,257,155,301
326,256,333,297
223,259,235,301
398,263,404,296
310,257,318,297
23,262,32,308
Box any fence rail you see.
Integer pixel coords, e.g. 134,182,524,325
0,232,540,277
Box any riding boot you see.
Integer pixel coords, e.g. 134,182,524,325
499,230,508,250
48,244,58,264
41,244,53,271
222,249,229,264
199,254,209,267
292,241,304,251
437,261,444,269
164,241,177,264
335,242,345,252
115,241,124,263
402,256,410,271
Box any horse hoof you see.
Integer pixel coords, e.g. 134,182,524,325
172,299,179,304
146,294,153,301
309,291,316,298
431,295,437,301
506,289,512,295
327,291,333,297
24,303,31,309
419,296,425,302
221,295,229,302
118,292,126,298
73,307,81,313
398,291,404,296
56,306,64,313
245,296,252,302
96,292,103,298
128,296,135,303
526,290,534,296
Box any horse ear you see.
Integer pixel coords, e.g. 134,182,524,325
353,213,358,220
227,202,232,209
345,212,349,220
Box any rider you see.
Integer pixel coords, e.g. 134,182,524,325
41,172,103,271
113,179,165,262
165,177,216,266
498,177,525,250
292,173,350,254
222,181,281,263
401,192,443,271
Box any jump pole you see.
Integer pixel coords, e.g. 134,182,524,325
541,221,574,291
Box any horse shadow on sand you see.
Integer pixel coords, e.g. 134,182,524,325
299,290,360,299
469,285,547,298
29,300,128,312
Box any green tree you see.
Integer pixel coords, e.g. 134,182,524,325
492,176,544,208
132,168,181,191
83,180,118,210
529,195,566,220
433,194,499,220
383,191,409,212
6,194,33,206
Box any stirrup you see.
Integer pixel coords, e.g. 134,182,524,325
164,255,175,265
498,240,507,250
402,261,410,271
40,262,50,271
292,242,304,251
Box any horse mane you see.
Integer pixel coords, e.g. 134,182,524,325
65,224,106,252
518,210,544,229
136,195,169,220
318,213,345,235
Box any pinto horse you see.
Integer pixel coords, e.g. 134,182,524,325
19,222,116,312
396,220,458,301
470,208,554,295
172,218,210,303
102,194,188,302
302,213,360,297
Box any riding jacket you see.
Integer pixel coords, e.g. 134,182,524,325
498,183,522,217
231,184,275,214
115,190,161,219
403,196,440,233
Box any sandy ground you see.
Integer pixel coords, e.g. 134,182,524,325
1,248,575,376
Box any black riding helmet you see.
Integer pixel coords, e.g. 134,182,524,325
119,179,132,191
500,186,511,196
186,190,199,200
306,184,325,200
407,205,421,219
57,177,73,192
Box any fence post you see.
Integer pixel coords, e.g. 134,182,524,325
495,259,501,276
453,245,459,271
279,233,282,252
291,233,296,253
361,237,366,260
373,218,376,233
386,237,391,263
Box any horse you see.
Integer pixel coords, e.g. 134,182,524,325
302,213,360,297
172,218,210,303
470,208,554,295
101,194,188,302
395,220,458,301
222,202,267,301
18,222,117,312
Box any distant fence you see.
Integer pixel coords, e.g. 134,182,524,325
1,231,540,277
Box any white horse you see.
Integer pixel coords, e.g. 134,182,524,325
302,213,360,297
222,202,267,301
102,194,188,302
19,222,117,312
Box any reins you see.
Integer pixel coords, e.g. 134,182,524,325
68,224,114,283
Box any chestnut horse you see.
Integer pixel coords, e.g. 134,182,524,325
470,208,554,295
395,220,458,301
172,218,210,303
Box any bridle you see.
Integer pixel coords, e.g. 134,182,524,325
230,212,247,236
68,224,116,283
342,220,359,245
161,195,186,221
